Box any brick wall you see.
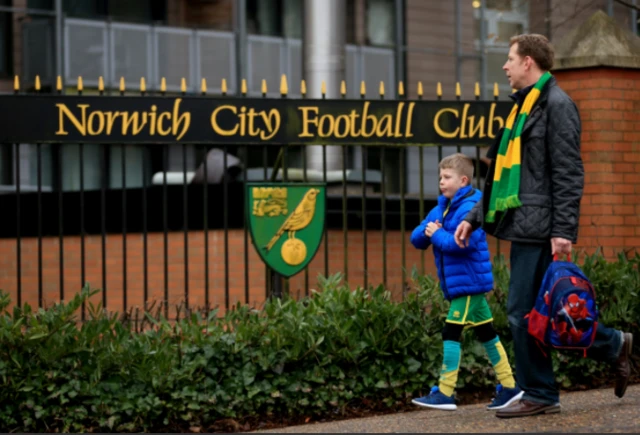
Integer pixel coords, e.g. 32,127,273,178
0,230,510,314
553,68,640,259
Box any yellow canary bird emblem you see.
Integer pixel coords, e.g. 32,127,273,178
264,188,320,252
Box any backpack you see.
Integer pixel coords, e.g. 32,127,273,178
525,255,598,356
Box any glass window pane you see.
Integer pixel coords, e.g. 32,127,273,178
497,21,523,42
487,52,507,86
474,18,488,41
486,0,511,11
366,0,395,46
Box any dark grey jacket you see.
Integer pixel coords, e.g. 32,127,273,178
465,77,584,244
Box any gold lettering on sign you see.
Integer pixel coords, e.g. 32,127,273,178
210,106,281,140
297,101,416,139
433,103,505,140
55,99,191,140
252,187,288,217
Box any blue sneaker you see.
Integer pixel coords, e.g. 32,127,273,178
486,384,524,410
412,386,457,411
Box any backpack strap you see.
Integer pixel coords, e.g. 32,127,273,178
553,253,572,262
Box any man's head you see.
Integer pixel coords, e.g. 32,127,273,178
438,153,474,199
503,34,554,90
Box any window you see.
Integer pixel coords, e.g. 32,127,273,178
62,0,165,23
474,0,528,95
247,0,302,38
366,0,395,47
0,0,12,77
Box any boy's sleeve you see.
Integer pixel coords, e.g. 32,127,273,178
410,208,436,250
430,204,480,254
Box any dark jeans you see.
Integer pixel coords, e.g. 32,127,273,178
508,242,623,405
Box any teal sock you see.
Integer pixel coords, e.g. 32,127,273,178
438,340,461,396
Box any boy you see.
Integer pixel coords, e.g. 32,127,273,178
410,153,523,411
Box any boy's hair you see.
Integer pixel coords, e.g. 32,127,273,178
509,34,554,71
439,153,474,183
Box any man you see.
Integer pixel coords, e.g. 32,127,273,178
454,34,633,419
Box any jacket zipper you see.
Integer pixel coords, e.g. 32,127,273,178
440,202,451,300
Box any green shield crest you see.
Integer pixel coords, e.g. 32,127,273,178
247,183,326,277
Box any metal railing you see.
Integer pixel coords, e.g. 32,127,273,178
0,74,507,319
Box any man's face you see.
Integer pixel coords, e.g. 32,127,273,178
503,43,528,90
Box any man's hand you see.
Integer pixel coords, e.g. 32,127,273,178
551,237,572,257
454,221,472,248
425,220,442,237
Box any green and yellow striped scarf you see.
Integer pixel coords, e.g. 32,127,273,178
485,71,552,223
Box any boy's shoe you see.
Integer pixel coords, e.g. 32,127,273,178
486,384,524,410
411,386,457,411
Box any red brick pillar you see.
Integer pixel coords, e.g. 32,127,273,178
553,68,640,259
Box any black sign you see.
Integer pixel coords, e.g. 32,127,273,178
0,95,511,145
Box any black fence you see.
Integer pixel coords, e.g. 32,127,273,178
0,75,510,317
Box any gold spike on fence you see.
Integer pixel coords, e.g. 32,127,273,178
320,80,326,97
119,77,125,93
140,77,146,94
300,79,307,96
455,82,461,98
56,76,62,93
98,76,104,93
180,78,187,94
340,80,346,97
201,78,207,95
77,76,83,92
475,82,480,99
261,79,267,95
436,82,442,98
417,82,423,98
494,82,500,99
280,75,288,96
160,77,167,94
379,81,385,97
360,81,366,97
241,79,247,96
398,81,404,97
35,75,41,92
221,78,227,95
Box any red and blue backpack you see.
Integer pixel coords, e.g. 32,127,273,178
525,255,598,356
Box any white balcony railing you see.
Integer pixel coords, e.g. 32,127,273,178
63,18,395,97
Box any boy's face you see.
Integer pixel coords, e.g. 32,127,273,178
439,168,469,199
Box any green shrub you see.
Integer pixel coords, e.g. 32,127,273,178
0,250,637,432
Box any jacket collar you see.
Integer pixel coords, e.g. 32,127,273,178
438,184,475,210
509,75,555,107
508,76,556,137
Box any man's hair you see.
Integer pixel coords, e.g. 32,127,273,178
439,153,474,182
509,34,554,71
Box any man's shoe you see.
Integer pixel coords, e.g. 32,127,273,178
411,386,457,411
487,384,524,410
615,332,633,398
495,400,560,419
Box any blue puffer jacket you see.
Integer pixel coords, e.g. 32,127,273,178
410,185,493,301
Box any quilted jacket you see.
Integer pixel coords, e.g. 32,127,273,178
465,76,584,244
411,185,494,301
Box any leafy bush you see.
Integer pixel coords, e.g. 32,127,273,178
0,250,637,432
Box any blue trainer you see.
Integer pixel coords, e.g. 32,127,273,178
486,384,524,410
411,386,457,411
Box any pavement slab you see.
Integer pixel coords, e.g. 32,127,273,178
252,384,640,433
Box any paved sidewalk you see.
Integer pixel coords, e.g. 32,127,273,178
254,384,640,433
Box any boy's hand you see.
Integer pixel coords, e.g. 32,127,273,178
425,220,442,237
